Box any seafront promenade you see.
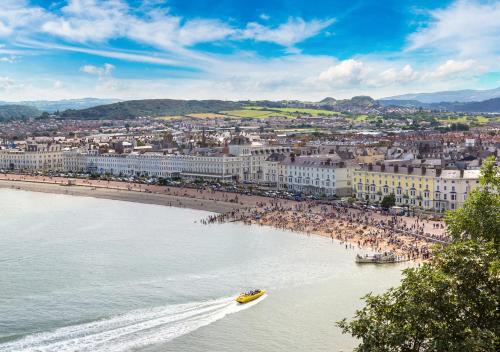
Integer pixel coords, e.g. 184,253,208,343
0,173,447,260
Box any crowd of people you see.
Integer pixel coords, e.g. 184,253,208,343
202,200,449,261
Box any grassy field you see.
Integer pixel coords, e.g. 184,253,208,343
472,115,498,123
186,113,228,119
243,106,340,116
435,115,499,125
219,109,281,118
155,105,344,120
154,115,184,121
155,113,229,120
438,116,468,123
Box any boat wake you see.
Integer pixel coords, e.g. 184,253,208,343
0,294,267,352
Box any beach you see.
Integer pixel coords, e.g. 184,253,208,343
0,173,447,260
0,176,245,213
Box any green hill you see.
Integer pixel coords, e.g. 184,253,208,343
0,105,41,121
61,99,244,119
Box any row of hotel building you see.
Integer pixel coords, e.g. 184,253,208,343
0,137,484,212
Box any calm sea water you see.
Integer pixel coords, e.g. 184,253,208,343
0,188,406,352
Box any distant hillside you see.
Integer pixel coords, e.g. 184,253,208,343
0,98,121,113
61,99,244,119
378,99,429,108
447,97,500,113
60,96,383,119
383,87,500,103
0,105,41,121
379,97,500,112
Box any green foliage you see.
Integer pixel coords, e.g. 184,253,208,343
339,157,500,351
36,111,51,120
445,157,500,246
380,193,396,210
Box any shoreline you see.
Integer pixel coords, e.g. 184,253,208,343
0,176,447,262
0,180,244,214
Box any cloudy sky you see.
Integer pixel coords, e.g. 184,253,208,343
0,0,499,101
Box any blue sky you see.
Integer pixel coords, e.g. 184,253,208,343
0,0,499,101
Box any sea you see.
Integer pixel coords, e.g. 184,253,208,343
0,188,407,352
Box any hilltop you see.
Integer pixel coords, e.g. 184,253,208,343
60,99,244,119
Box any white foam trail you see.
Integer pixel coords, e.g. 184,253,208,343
0,294,267,352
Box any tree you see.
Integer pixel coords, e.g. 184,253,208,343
445,158,499,246
380,193,396,210
338,157,500,351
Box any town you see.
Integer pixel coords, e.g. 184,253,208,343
1,99,498,215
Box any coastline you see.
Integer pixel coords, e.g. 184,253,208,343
0,175,447,261
0,179,244,214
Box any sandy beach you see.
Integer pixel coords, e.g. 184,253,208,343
0,173,448,261
0,179,244,214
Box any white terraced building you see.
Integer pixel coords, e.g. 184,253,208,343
63,151,246,180
274,154,355,197
1,137,291,184
434,169,481,211
60,135,290,182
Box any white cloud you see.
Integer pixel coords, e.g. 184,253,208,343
0,76,14,90
425,59,476,78
318,59,365,84
407,0,500,58
42,0,127,42
0,0,51,37
240,17,335,48
127,13,235,50
80,63,121,92
24,40,185,66
0,56,16,63
368,64,418,87
259,14,270,21
317,57,484,90
81,63,114,76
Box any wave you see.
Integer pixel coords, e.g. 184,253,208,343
0,294,266,352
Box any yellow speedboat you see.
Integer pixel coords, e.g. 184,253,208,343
236,289,265,304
